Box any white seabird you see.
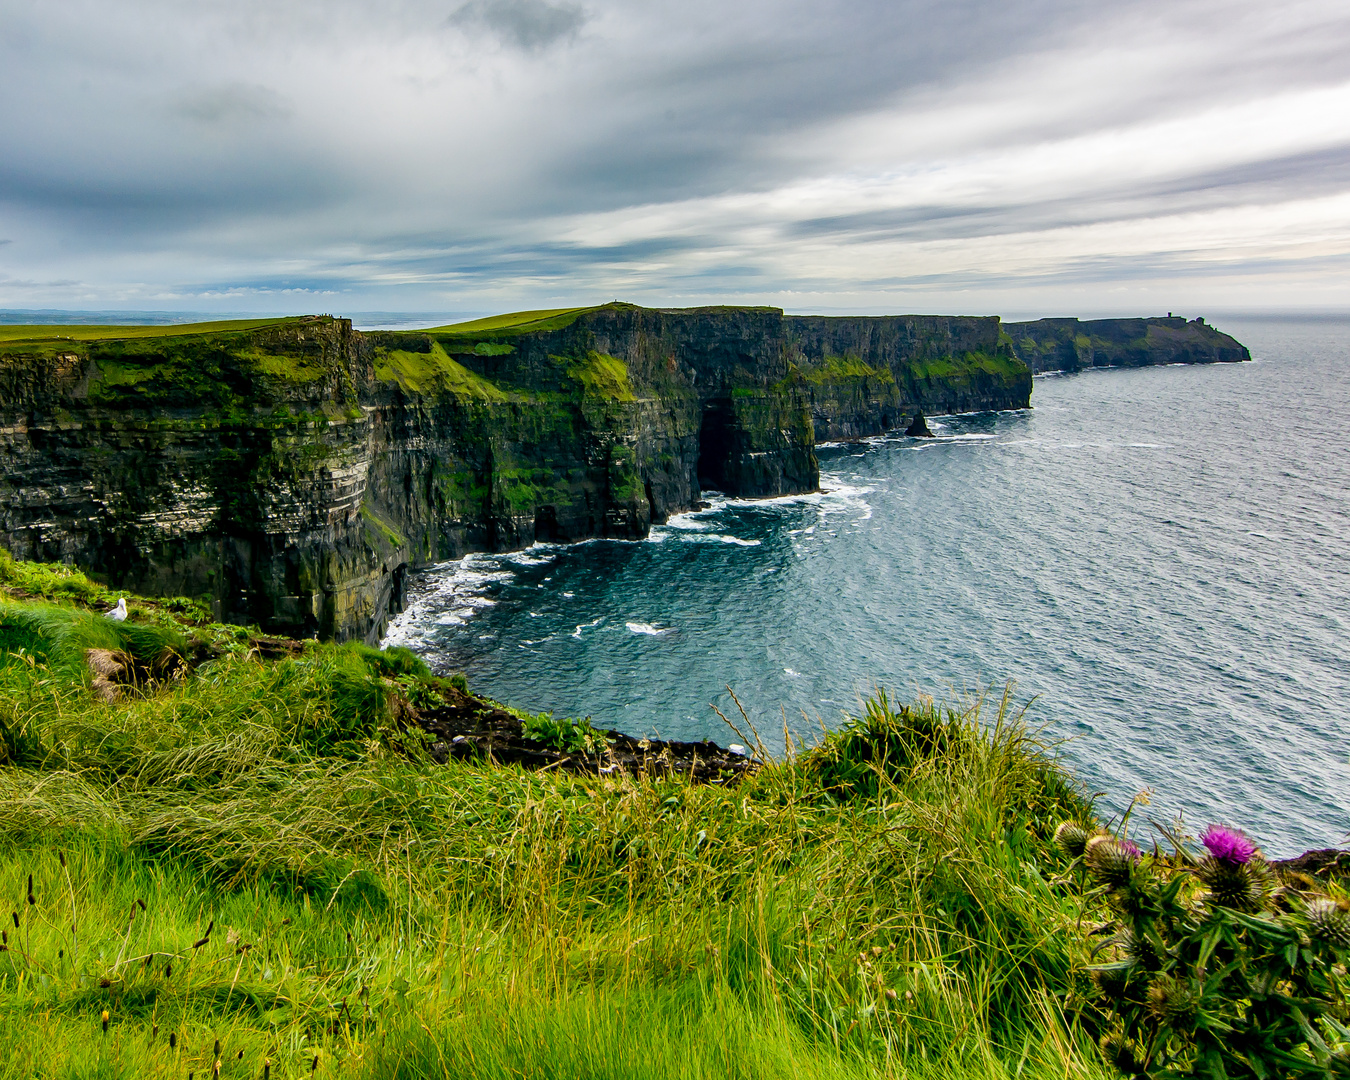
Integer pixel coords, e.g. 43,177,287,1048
105,598,127,622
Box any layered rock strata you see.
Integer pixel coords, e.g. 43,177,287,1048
0,304,1031,641
1004,316,1250,374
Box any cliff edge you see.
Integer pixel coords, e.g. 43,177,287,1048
0,304,1029,642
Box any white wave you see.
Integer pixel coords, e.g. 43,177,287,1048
381,552,514,648
678,532,762,546
571,616,604,640
784,667,802,678
500,545,557,566
626,621,673,636
661,510,716,531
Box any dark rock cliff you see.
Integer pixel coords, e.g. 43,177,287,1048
0,304,1032,642
1004,316,1250,374
783,314,1029,441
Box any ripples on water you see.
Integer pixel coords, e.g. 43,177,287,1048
384,317,1350,856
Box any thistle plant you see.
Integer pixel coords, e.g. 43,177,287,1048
1059,820,1350,1080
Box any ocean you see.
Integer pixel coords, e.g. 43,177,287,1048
384,316,1350,857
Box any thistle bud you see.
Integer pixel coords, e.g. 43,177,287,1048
1119,927,1160,970
1054,822,1090,859
1197,854,1276,912
1090,963,1134,1002
1085,835,1141,889
1307,898,1350,947
1146,975,1197,1024
1099,1032,1145,1075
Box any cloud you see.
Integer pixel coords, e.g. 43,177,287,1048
172,83,291,128
0,0,1347,313
448,0,586,51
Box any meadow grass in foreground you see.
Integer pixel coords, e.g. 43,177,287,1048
0,554,1109,1079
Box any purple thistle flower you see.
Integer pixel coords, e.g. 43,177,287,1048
1201,825,1256,865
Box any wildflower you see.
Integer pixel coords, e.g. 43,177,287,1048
1200,825,1257,866
1054,821,1090,859
1099,1032,1145,1074
1197,851,1276,912
1090,963,1134,1002
101,1010,109,1034
1307,898,1350,947
1147,975,1197,1024
1118,927,1160,970
1085,835,1141,889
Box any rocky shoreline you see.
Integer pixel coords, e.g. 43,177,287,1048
415,683,757,783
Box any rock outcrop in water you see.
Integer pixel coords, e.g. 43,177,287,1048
1003,316,1250,374
0,304,1030,642
904,410,934,437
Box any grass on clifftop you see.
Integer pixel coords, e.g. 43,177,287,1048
0,318,295,345
423,307,601,337
0,552,1108,1080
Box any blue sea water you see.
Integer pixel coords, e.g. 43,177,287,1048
384,316,1350,857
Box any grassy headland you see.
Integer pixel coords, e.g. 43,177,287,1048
0,551,1111,1079
0,319,296,346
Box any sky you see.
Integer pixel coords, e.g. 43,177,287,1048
2,0,1348,318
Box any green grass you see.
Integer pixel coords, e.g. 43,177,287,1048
373,343,510,399
0,555,1109,1080
801,355,897,386
423,307,601,337
0,319,296,345
905,351,1027,383
240,348,330,384
557,350,636,401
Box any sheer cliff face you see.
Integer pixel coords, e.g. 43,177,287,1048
0,305,1032,642
1004,317,1250,374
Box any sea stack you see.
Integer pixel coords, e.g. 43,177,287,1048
905,410,934,437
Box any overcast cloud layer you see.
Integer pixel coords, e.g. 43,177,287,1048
2,0,1348,315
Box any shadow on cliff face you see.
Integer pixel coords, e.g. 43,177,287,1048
696,397,736,491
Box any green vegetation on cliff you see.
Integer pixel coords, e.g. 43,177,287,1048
0,318,294,346
0,552,1116,1080
425,307,601,337
373,341,509,399
799,355,897,386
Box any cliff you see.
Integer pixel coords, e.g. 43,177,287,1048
1004,316,1250,374
0,304,1031,642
